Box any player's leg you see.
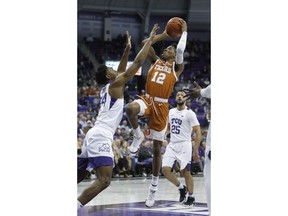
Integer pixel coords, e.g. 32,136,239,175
178,143,195,205
126,99,148,153
145,127,166,207
144,139,162,207
78,128,114,209
152,139,162,176
77,165,113,206
77,158,90,183
162,147,187,202
125,101,141,129
181,167,195,205
162,166,179,185
145,103,167,207
204,150,211,213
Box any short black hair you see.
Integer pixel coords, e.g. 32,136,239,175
95,65,109,85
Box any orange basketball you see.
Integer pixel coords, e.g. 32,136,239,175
165,17,183,38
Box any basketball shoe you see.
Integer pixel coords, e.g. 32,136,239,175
179,185,187,202
145,185,158,207
128,132,144,154
183,196,195,206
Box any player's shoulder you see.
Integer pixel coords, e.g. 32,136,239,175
169,107,177,111
185,107,197,116
101,83,109,93
169,107,177,114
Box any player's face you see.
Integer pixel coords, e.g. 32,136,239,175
175,91,187,105
161,46,176,60
106,67,117,80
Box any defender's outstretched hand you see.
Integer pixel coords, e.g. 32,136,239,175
148,23,160,41
125,31,132,49
183,81,202,99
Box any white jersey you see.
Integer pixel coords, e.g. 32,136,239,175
169,107,200,143
201,84,211,149
94,83,124,134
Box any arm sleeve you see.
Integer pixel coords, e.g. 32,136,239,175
175,31,187,64
200,84,211,99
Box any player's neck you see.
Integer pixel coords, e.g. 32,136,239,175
162,58,174,64
166,59,174,64
177,105,185,111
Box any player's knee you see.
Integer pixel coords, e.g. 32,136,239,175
162,166,171,175
98,176,111,188
125,102,139,116
181,168,191,178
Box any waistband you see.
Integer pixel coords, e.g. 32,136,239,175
145,93,168,103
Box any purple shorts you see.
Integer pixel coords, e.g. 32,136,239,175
78,156,113,172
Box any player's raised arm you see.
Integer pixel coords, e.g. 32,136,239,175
142,29,170,63
174,19,187,76
111,24,159,89
183,82,211,100
117,31,132,73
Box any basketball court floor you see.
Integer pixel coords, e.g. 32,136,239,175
77,175,208,216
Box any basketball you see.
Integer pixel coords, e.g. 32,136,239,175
165,17,183,38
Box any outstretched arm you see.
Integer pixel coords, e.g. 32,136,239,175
142,30,170,46
183,82,211,99
142,30,171,63
109,24,159,97
122,24,159,80
117,31,132,73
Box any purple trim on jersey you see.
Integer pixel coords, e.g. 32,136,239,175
89,156,113,169
109,97,117,109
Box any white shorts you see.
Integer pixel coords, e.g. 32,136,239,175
79,126,114,159
162,141,192,170
134,99,146,116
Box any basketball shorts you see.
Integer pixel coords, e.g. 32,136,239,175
78,127,114,172
162,141,192,171
134,96,169,141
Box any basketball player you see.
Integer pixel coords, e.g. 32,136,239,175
184,82,211,213
126,19,188,207
77,24,159,210
162,90,202,205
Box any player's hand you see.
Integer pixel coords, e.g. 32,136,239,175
125,31,132,49
148,23,160,40
179,19,187,32
163,28,170,38
183,81,202,99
